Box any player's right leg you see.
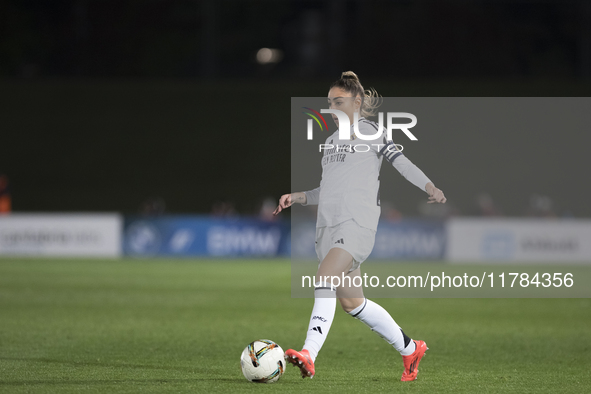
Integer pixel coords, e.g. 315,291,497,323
286,247,354,379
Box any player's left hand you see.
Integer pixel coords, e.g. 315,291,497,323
426,182,446,204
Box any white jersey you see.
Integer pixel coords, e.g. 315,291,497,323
303,117,431,231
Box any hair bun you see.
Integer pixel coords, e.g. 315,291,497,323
341,71,359,81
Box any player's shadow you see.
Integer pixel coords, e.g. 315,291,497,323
0,378,203,386
0,356,203,373
0,356,248,386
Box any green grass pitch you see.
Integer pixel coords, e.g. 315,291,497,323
0,258,589,393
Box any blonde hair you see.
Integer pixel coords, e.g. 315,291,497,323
330,71,382,118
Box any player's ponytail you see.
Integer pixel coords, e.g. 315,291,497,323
330,71,382,118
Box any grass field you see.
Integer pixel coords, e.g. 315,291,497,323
0,258,589,393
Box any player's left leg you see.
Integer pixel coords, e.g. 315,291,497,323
339,268,428,381
338,267,416,355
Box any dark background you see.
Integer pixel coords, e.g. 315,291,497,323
2,0,591,216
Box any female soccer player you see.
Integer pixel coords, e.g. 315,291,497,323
273,71,446,381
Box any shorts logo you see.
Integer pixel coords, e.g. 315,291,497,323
334,238,344,244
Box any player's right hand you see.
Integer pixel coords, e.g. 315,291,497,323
273,194,292,215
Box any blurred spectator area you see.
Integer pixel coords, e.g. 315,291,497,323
1,0,591,79
1,1,591,217
0,175,11,214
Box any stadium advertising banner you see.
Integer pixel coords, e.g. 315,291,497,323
373,220,445,260
0,214,122,257
124,216,290,257
291,219,445,260
447,218,591,262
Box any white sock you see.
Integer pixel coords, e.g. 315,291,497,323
348,298,416,356
302,283,337,362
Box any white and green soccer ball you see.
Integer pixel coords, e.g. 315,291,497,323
240,339,285,383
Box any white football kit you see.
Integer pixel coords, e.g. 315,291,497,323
303,117,431,266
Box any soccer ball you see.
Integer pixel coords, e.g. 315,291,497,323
240,339,285,383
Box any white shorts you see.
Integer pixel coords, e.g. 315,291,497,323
315,219,376,272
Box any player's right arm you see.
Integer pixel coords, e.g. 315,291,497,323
273,187,320,215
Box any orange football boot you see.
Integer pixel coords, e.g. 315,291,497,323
401,340,428,381
285,348,315,379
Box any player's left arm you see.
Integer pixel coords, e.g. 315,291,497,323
377,139,446,204
425,181,446,204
